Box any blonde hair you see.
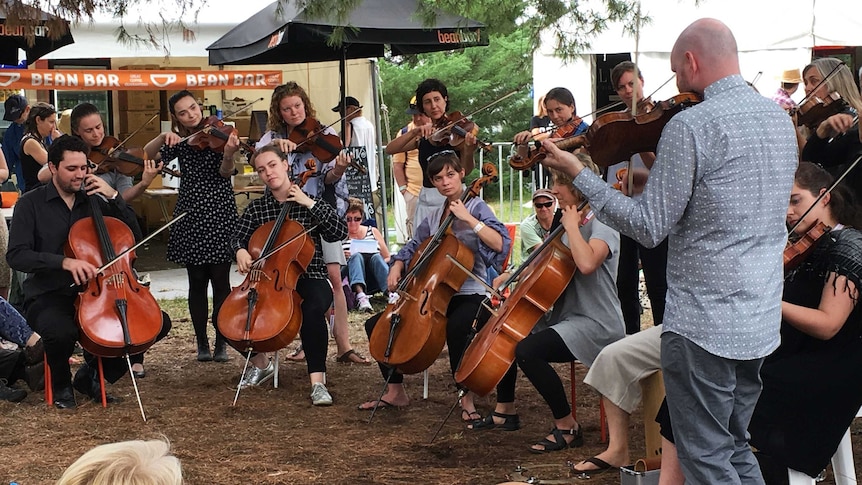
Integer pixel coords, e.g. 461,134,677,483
804,58,862,113
548,152,599,200
536,95,547,117
57,440,182,485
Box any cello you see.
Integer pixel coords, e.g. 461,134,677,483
368,163,499,374
219,202,316,355
65,179,163,419
455,204,585,396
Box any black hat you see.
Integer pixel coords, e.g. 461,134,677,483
331,96,361,112
3,95,27,122
405,96,421,115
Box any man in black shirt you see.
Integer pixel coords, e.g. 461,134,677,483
7,135,146,409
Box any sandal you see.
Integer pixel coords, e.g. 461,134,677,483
461,409,482,423
336,349,372,365
467,411,521,431
529,425,583,454
570,456,617,476
286,345,305,362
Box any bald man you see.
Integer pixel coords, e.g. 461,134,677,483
540,19,797,483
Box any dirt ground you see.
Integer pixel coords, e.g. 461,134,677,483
0,240,859,484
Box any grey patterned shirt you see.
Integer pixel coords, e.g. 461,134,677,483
574,75,798,359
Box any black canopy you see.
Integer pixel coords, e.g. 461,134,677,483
206,0,487,65
0,1,73,65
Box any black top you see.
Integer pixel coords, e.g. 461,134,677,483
800,110,862,203
530,115,551,130
19,134,45,193
6,181,142,303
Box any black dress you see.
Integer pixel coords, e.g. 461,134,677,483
749,227,862,478
161,142,237,265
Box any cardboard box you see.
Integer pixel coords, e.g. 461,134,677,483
139,191,178,230
119,110,162,134
224,116,250,138
117,131,161,151
119,90,161,111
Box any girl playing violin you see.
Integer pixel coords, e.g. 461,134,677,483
21,102,61,192
70,103,164,203
358,150,510,416
144,90,240,363
467,156,624,454
256,82,367,365
385,79,479,230
799,58,862,204
230,145,347,404
512,88,589,188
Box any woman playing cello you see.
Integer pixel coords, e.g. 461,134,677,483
256,82,367,365
144,90,239,363
467,157,624,454
229,146,346,405
357,151,510,418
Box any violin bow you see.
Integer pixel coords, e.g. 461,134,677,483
788,153,862,236
111,112,160,155
428,88,525,140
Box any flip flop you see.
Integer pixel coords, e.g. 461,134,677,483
357,399,396,411
285,345,305,362
336,349,372,365
570,456,617,476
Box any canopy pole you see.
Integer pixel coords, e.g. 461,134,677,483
370,59,389,242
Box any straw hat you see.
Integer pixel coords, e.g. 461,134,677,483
779,68,802,84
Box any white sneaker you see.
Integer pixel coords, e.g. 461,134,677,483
239,359,275,389
310,382,333,406
357,293,373,313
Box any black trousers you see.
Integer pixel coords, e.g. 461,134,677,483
617,235,668,334
295,278,333,375
186,262,232,341
25,293,172,390
365,294,487,385
496,328,576,420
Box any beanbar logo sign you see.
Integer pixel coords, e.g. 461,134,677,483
0,69,283,90
437,28,482,45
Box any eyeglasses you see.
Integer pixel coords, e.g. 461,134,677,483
534,201,554,209
346,216,363,222
426,149,457,164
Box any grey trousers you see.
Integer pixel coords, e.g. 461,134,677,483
662,331,765,485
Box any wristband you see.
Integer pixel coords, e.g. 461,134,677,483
398,185,407,192
473,221,486,234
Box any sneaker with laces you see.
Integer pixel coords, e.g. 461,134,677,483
0,379,27,403
357,293,373,313
239,359,275,389
310,382,333,406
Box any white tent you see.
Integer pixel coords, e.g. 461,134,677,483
534,0,862,121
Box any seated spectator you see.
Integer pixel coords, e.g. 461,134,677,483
0,296,44,400
342,197,390,313
56,439,182,485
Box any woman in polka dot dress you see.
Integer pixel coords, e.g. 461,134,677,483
145,90,239,363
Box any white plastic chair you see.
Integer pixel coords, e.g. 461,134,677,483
787,405,861,485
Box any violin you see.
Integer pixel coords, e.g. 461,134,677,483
369,163,499,374
794,92,849,130
509,93,701,170
784,220,831,270
288,117,344,164
186,115,257,154
64,182,163,360
456,221,577,396
90,136,182,179
429,111,491,151
219,203,315,354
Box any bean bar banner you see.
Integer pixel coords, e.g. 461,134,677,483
0,69,283,90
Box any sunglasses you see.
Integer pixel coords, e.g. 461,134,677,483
346,216,363,222
534,201,554,209
426,149,457,163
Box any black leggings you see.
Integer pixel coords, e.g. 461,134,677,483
365,294,487,385
496,328,575,420
617,235,668,334
296,278,333,375
186,262,232,340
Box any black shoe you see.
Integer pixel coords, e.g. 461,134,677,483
196,337,212,362
24,362,44,392
0,380,27,403
23,337,44,365
213,335,229,362
52,386,76,409
73,365,121,404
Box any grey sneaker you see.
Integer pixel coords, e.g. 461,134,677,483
310,382,333,406
239,359,275,389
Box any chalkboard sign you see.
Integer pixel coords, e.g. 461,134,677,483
344,146,375,220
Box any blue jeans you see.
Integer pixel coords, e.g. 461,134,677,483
346,253,389,295
0,297,33,347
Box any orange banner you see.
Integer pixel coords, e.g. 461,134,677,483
0,69,283,90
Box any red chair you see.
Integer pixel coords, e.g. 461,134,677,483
44,353,108,408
